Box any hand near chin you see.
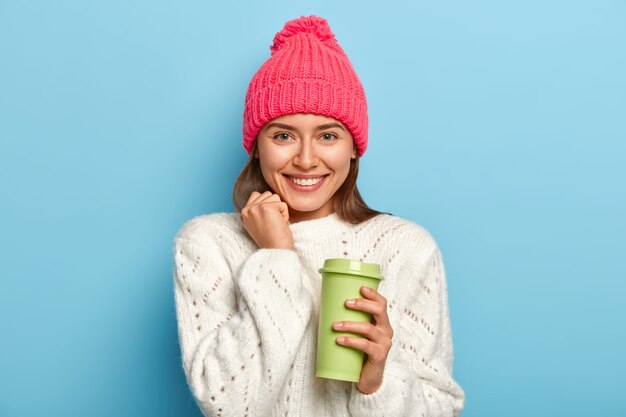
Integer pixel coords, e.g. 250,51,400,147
241,191,294,250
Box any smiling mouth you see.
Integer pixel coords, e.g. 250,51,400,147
285,175,328,186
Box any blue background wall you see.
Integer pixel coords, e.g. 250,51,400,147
1,1,625,416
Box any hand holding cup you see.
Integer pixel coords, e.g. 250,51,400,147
334,285,394,394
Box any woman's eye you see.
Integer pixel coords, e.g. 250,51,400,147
322,133,337,141
274,133,291,141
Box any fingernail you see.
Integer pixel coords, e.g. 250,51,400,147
334,322,343,329
346,299,356,306
361,286,371,294
337,336,345,343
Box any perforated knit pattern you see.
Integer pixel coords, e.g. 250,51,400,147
173,212,464,417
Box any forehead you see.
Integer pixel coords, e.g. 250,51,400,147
263,113,346,130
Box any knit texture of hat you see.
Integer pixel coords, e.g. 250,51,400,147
242,15,368,156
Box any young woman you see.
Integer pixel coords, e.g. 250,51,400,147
174,15,465,417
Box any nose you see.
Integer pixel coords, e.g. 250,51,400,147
293,139,319,169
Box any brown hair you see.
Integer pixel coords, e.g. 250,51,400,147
232,141,384,224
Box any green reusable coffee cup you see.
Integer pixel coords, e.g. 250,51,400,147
316,258,384,382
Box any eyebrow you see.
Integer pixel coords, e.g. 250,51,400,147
264,122,346,132
316,123,346,131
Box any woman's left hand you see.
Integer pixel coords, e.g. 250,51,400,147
333,286,394,394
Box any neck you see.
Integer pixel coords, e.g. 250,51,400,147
289,209,334,224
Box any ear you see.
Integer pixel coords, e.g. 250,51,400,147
351,146,357,159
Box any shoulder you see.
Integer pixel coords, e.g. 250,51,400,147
365,213,439,253
361,213,442,270
175,212,246,247
354,214,446,291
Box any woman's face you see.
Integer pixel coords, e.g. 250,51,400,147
256,113,356,223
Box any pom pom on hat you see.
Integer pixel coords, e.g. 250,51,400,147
243,15,369,156
270,15,345,55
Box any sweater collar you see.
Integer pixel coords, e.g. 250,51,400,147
289,212,351,242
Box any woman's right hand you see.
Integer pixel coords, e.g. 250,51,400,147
241,191,294,249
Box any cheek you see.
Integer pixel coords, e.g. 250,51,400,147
258,148,292,185
325,152,353,174
258,146,290,170
259,161,280,188
328,140,355,167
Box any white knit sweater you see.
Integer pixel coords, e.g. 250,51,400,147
173,212,464,417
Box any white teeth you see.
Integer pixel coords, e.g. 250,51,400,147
289,176,325,186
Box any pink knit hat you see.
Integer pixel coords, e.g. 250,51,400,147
242,15,369,156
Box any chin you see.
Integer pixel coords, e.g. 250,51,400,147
283,195,330,214
286,202,324,213
273,184,334,216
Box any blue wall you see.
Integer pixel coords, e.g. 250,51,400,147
1,1,624,416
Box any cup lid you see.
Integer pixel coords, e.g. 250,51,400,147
318,258,383,280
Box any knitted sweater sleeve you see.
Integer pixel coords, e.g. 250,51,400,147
173,219,313,417
348,230,465,417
